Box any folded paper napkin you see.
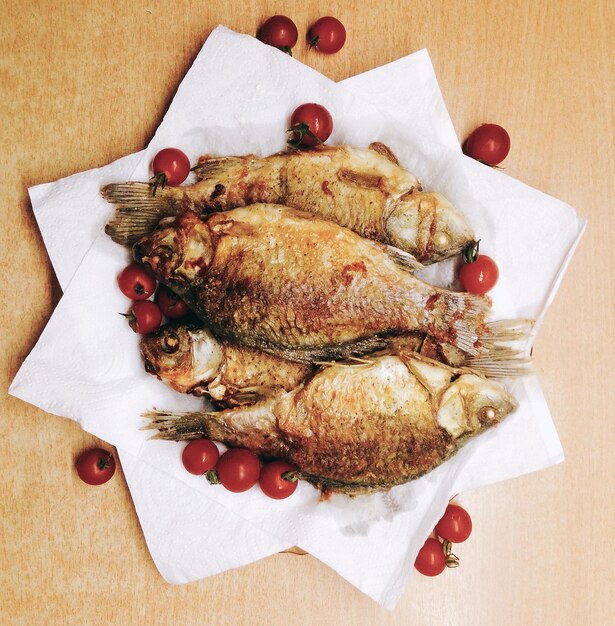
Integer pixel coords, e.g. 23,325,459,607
11,27,585,608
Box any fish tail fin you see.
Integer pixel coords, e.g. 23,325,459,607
102,182,180,245
191,156,244,182
466,318,535,377
464,347,534,378
143,399,281,454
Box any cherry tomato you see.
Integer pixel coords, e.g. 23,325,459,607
257,15,298,53
463,124,510,166
76,448,116,485
459,254,499,295
414,538,446,577
182,439,220,476
125,300,162,334
155,285,190,319
289,103,333,147
151,148,190,192
215,448,261,493
307,17,346,54
259,461,299,499
117,263,157,300
435,503,473,543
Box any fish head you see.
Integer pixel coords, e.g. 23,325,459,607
436,374,518,440
140,323,223,395
385,192,475,263
133,210,213,285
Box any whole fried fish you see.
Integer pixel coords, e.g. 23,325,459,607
133,205,520,362
142,323,531,405
103,144,475,264
145,351,518,494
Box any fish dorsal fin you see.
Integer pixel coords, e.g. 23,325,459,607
381,244,424,272
368,142,400,165
191,156,245,182
337,168,383,189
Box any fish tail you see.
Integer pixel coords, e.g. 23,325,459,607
191,156,245,182
143,399,282,455
465,348,534,378
102,182,181,245
466,318,535,376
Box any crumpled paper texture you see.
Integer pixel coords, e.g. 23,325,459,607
11,27,585,608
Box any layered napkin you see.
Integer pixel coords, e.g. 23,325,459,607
11,27,585,608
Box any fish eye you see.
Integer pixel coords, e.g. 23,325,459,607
160,331,180,354
432,232,451,248
478,406,497,422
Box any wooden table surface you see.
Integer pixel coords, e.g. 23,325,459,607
2,1,613,624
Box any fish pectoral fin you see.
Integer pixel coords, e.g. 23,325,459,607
191,156,245,182
230,386,279,404
368,142,400,165
337,168,383,189
381,244,424,272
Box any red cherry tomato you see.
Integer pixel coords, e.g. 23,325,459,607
258,15,298,53
117,263,157,300
259,461,299,499
414,538,446,577
215,448,261,493
459,254,499,295
182,439,220,476
435,504,473,543
151,148,190,191
155,285,190,319
289,103,333,147
76,448,116,485
125,300,162,334
308,17,346,54
463,124,510,166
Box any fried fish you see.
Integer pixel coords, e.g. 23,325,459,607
103,144,475,264
141,322,531,405
145,351,518,494
132,205,523,362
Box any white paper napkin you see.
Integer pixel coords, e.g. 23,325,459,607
11,27,585,608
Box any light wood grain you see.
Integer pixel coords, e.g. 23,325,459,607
1,1,613,624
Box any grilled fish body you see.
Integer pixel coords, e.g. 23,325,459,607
133,205,495,361
103,144,475,264
147,351,518,494
141,323,531,405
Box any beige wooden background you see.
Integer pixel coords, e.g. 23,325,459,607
1,1,613,624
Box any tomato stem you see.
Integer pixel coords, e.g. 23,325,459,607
205,469,220,485
281,470,299,482
278,46,292,56
463,240,481,264
308,35,320,49
150,171,168,196
287,123,323,147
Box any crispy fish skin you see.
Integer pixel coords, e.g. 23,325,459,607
146,352,518,494
141,323,312,405
133,205,491,360
103,144,475,264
